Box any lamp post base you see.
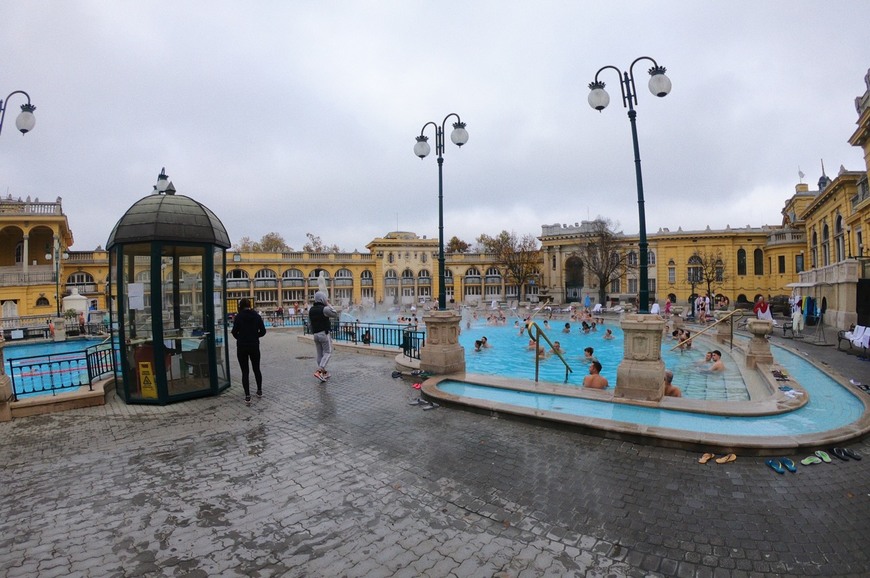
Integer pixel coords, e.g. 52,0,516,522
615,313,666,401
420,310,465,375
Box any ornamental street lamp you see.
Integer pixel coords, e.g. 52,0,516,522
414,114,469,311
588,57,671,314
0,90,37,136
46,244,69,317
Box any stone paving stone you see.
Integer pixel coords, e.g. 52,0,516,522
1,329,869,577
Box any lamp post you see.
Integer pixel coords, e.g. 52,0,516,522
414,114,469,311
0,90,37,136
588,57,671,314
46,244,68,317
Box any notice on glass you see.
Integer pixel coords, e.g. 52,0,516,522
128,283,145,310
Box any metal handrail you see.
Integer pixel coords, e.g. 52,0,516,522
671,309,744,351
527,321,572,383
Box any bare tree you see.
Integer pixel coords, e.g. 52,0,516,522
576,218,633,305
233,236,256,252
259,232,291,252
302,233,341,253
476,231,540,302
692,249,727,304
233,233,292,252
445,236,471,254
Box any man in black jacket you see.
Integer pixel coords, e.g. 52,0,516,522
231,298,267,405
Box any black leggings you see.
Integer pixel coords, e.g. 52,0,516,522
236,344,262,397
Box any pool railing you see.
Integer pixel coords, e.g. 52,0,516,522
303,320,426,360
7,342,118,401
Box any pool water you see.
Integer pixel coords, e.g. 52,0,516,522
458,320,748,400
4,338,108,398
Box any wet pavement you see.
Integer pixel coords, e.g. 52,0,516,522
1,325,868,577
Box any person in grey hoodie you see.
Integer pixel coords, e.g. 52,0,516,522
308,291,339,382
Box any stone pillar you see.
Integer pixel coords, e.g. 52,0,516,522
615,313,667,401
420,310,465,375
713,311,732,345
53,316,67,342
745,318,774,369
0,339,11,421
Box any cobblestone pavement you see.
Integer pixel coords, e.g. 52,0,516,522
1,328,868,577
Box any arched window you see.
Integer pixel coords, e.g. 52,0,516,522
384,269,397,278
821,224,830,267
227,269,249,280
667,259,676,284
360,270,373,280
835,215,844,262
388,252,394,264
335,268,352,278
753,248,763,275
687,256,703,285
715,259,724,282
418,269,431,279
401,268,415,279
254,269,277,279
811,230,818,268
308,268,330,282
627,251,638,266
737,249,746,276
282,268,304,280
647,251,656,266
465,267,481,276
36,296,50,307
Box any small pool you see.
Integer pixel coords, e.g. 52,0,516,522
458,320,748,400
4,338,108,398
433,319,867,446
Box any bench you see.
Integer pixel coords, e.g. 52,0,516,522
838,325,868,354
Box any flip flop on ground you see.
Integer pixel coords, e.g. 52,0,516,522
815,450,832,463
698,453,715,464
843,448,862,460
766,459,785,474
780,457,797,472
801,455,822,465
832,448,850,461
715,453,737,464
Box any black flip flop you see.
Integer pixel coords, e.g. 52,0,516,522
831,447,850,461
843,448,862,460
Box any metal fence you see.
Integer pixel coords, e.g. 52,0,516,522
6,341,117,401
304,320,426,360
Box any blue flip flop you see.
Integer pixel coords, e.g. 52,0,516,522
766,459,785,474
780,457,797,473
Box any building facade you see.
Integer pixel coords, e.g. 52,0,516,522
5,70,870,330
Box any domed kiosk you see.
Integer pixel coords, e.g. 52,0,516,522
106,169,232,404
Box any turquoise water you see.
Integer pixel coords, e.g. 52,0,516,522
458,320,748,400
438,338,864,436
4,338,107,398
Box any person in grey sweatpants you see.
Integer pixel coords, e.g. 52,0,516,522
308,291,339,382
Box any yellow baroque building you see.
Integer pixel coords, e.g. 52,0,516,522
3,71,869,332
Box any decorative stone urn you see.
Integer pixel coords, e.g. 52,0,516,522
745,318,774,368
670,306,684,331
615,313,667,401
420,310,465,375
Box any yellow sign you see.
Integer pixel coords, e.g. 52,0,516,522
138,361,157,399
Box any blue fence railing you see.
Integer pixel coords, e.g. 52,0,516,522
303,321,426,360
7,342,117,402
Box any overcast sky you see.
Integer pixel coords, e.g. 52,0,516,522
2,2,870,253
